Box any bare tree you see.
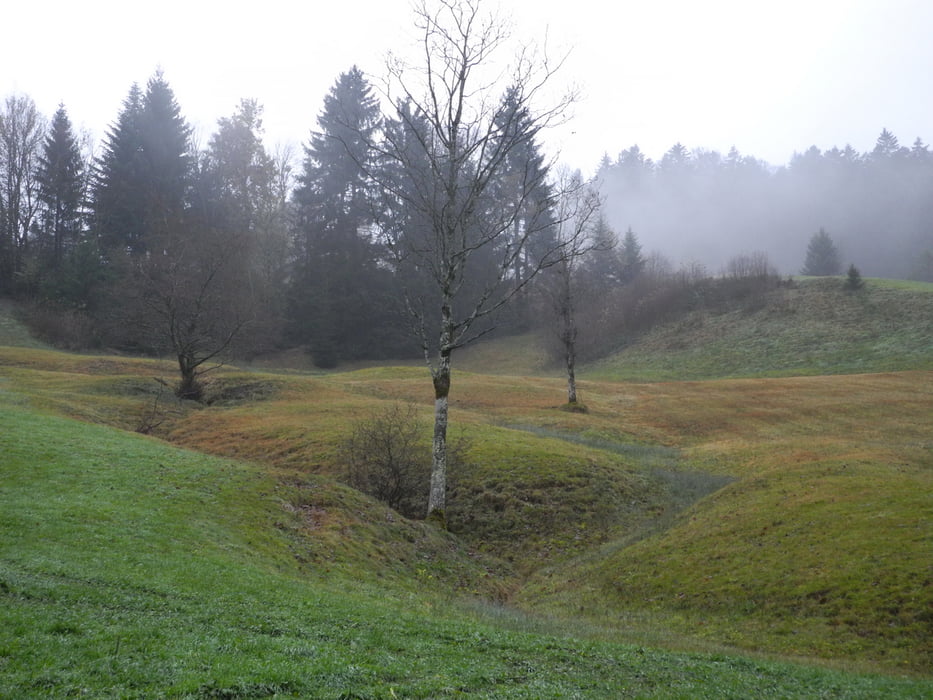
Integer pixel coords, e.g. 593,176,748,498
374,0,581,520
543,169,602,406
115,226,250,401
0,95,46,293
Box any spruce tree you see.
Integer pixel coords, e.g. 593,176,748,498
37,104,84,268
579,213,621,285
490,85,555,292
137,71,192,248
92,83,145,252
618,226,646,284
844,263,864,291
194,98,287,354
92,73,191,255
801,227,842,276
290,66,390,367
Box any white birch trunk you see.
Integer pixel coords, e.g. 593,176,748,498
428,380,449,517
427,306,453,520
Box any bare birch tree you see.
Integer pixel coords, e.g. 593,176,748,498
0,95,46,293
374,0,582,521
545,169,602,406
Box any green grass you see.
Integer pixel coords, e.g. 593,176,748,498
0,299,49,348
584,277,933,381
2,287,933,695
3,400,931,698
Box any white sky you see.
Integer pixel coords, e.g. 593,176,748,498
3,0,932,173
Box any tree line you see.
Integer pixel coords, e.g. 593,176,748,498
4,78,930,381
2,22,931,393
0,0,602,520
596,131,933,281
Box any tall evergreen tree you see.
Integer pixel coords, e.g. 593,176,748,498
194,98,288,354
37,104,84,268
617,226,646,284
290,66,392,367
489,84,555,292
92,73,191,255
871,128,905,160
137,71,192,248
197,98,276,232
801,227,842,276
580,212,622,285
92,83,145,253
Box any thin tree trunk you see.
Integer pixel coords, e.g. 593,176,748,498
560,266,579,405
428,358,450,520
566,331,577,404
427,304,453,521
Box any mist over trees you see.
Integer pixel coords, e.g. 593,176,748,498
1,14,932,399
596,130,933,280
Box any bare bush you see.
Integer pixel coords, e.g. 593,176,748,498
723,251,777,280
340,402,472,519
340,403,431,519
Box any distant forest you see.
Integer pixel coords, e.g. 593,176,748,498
596,134,933,280
1,69,931,381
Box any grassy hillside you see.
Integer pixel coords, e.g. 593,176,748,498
1,283,932,695
455,276,933,380
583,277,933,380
2,382,930,698
515,372,933,671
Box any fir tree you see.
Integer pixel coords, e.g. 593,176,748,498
137,71,192,247
871,128,904,160
289,67,391,367
37,104,84,268
194,98,287,354
844,263,864,291
489,84,555,293
92,72,191,254
801,227,842,276
618,226,646,284
92,83,145,252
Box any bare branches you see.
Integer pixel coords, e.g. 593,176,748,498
375,0,581,366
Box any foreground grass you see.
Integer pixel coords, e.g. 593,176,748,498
6,341,930,672
4,403,931,698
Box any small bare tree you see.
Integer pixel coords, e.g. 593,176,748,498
543,170,602,406
115,225,250,401
373,0,583,520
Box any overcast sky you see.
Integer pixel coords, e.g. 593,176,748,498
3,0,932,174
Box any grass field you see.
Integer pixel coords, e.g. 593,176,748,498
582,277,933,381
1,283,932,697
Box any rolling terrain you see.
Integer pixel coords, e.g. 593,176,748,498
1,279,931,697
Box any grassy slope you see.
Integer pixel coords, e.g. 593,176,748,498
1,282,932,694
515,372,933,672
8,398,930,697
582,277,933,380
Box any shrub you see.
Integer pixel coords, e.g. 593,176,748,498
339,402,473,519
844,263,864,291
18,303,101,350
723,251,777,280
339,403,431,519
